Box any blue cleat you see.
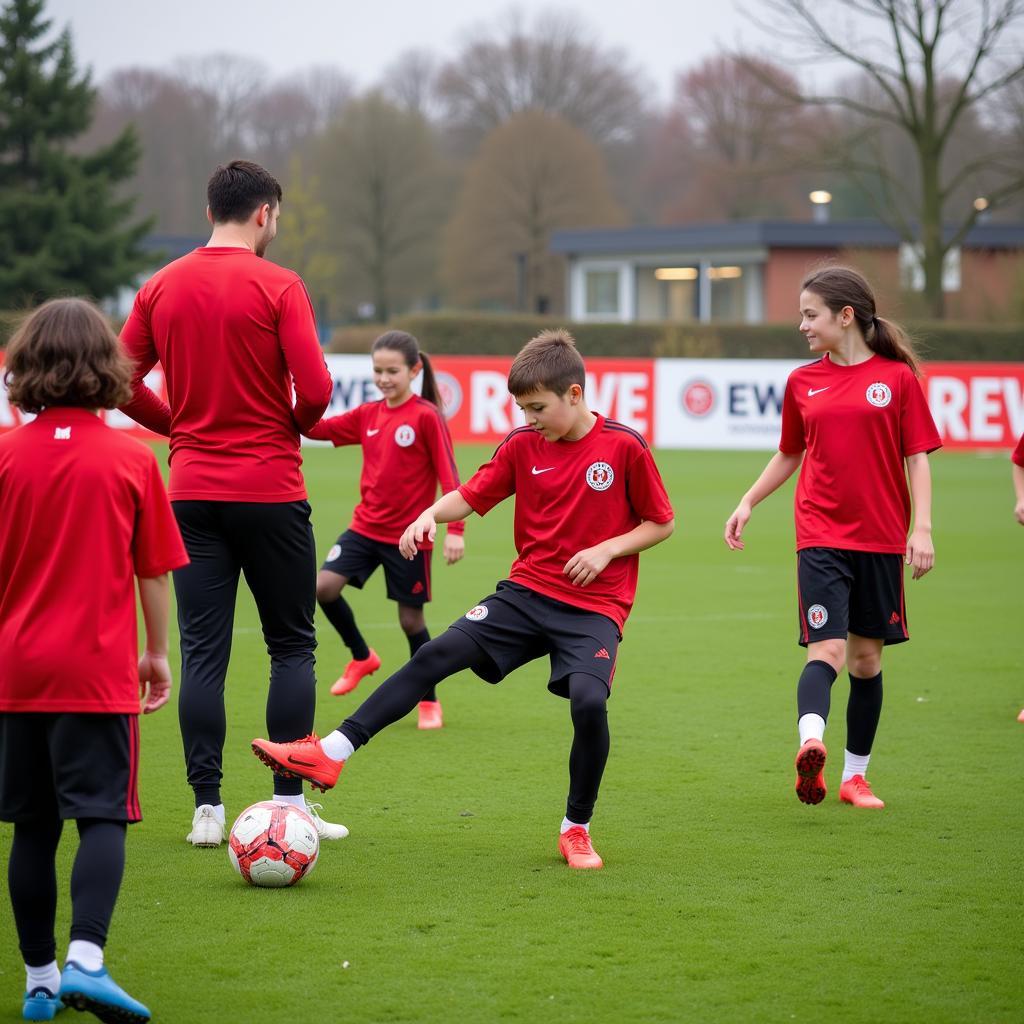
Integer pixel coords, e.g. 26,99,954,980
58,962,150,1024
23,986,64,1020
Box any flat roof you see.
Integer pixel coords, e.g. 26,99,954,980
550,220,1024,254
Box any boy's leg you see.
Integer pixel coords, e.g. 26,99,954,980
251,629,490,788
233,501,318,799
316,571,370,661
565,673,610,827
67,819,127,966
9,817,63,974
398,604,440,725
172,501,240,812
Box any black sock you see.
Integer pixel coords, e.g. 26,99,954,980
340,629,488,748
319,595,370,661
847,671,883,755
9,818,63,966
797,660,838,720
407,629,434,700
69,819,127,948
566,674,610,824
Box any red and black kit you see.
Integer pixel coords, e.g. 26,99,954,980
780,354,941,645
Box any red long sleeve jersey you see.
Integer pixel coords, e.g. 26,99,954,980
119,248,333,502
458,415,674,631
779,354,941,553
307,395,464,548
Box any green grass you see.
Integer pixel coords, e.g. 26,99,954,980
2,446,1022,1023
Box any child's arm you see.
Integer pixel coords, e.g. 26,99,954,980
564,518,675,588
1013,463,1024,525
724,451,803,551
905,452,934,579
424,411,467,565
137,574,173,714
304,408,361,444
400,491,474,560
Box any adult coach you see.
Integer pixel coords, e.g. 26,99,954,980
119,161,345,846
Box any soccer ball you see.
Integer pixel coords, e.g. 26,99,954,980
228,801,319,888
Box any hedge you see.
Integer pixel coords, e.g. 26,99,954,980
329,313,1023,362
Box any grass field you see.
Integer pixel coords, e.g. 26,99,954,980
2,445,1022,1023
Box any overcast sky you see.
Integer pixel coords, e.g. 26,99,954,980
45,0,775,102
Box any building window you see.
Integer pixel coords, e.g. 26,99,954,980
899,243,961,292
709,265,745,321
584,269,621,316
636,266,699,322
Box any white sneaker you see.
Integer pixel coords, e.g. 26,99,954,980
186,804,225,847
306,803,349,840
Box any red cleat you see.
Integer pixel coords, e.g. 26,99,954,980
331,649,381,696
794,738,827,805
250,733,344,792
417,700,443,730
1018,708,1024,722
558,826,603,869
839,774,885,808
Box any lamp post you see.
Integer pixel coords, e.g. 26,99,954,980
974,196,990,224
809,190,832,223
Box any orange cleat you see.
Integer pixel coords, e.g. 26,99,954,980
794,738,827,805
558,825,603,869
331,649,381,696
250,733,344,792
1018,708,1024,722
417,700,444,730
839,774,885,808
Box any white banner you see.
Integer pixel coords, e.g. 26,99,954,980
654,359,805,450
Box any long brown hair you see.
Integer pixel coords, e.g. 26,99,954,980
4,298,133,413
801,266,921,377
371,330,444,411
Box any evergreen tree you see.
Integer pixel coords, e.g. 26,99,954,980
0,0,151,306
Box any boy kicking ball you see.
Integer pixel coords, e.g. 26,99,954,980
252,329,674,868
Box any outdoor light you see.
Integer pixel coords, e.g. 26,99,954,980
974,196,989,211
708,266,743,280
654,267,699,281
809,190,832,223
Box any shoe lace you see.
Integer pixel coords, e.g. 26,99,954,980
306,802,324,823
293,732,322,748
565,827,594,854
850,776,873,794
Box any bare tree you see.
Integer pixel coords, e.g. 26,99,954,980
380,49,443,121
317,92,451,321
173,54,269,152
279,66,354,133
441,110,626,311
436,8,648,150
745,0,1024,317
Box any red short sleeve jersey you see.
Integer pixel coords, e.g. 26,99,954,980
459,415,674,630
119,248,333,502
779,354,941,553
1013,433,1024,467
307,395,463,547
0,410,189,713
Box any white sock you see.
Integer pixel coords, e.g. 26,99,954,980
798,713,826,746
25,960,61,995
66,940,103,972
211,803,225,824
321,730,354,762
842,750,871,782
560,817,589,834
273,793,306,809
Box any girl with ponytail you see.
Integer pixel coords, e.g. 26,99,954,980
306,331,466,730
724,266,941,810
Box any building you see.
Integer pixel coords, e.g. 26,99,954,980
549,220,1024,323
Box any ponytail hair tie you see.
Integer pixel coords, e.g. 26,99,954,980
871,315,879,326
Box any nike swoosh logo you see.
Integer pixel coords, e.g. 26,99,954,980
366,428,380,436
807,387,830,397
287,755,319,768
531,466,555,475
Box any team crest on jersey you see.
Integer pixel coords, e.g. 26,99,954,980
865,382,892,407
586,461,614,491
807,604,829,629
327,544,342,562
394,424,416,447
464,604,489,622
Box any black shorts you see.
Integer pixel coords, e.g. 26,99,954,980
0,712,141,823
322,529,432,606
796,547,908,647
449,580,622,699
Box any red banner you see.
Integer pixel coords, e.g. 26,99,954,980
923,362,1024,449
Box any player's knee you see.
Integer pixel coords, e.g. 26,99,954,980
848,651,882,678
570,686,608,725
809,638,846,670
315,573,342,604
398,606,425,635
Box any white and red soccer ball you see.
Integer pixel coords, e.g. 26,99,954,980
228,801,319,888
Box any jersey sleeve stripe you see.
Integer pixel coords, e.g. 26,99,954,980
491,425,534,457
604,420,649,449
